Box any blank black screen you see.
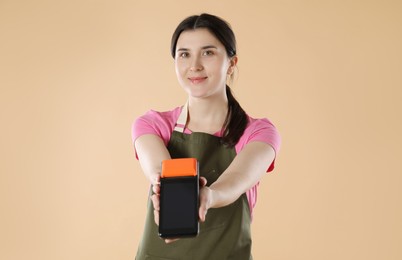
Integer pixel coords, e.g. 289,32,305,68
159,178,198,236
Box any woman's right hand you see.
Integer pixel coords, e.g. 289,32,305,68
150,175,161,226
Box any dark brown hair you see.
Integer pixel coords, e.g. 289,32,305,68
171,13,248,147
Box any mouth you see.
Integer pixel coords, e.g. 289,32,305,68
188,77,208,84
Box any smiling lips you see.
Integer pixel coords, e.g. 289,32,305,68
189,77,208,84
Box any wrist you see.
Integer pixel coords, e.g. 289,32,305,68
207,186,223,208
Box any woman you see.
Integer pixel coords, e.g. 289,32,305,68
132,13,281,260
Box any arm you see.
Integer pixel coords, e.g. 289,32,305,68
199,141,276,221
134,134,171,185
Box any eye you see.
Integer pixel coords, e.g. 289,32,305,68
202,50,214,56
178,52,189,58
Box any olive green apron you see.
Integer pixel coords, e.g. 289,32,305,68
136,104,252,260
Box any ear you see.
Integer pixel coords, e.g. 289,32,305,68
227,56,238,75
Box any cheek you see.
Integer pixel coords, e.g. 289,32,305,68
175,63,189,86
175,61,187,76
174,63,183,78
215,63,230,78
207,59,230,75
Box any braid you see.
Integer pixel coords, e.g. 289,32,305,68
222,85,248,147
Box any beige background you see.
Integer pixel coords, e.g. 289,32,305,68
1,0,401,259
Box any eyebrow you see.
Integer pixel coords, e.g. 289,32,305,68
176,45,218,52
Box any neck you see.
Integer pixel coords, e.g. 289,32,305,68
186,96,229,134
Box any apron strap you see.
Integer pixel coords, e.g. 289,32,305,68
174,101,188,133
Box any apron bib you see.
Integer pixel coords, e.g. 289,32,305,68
136,104,252,260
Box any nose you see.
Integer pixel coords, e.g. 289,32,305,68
190,56,203,72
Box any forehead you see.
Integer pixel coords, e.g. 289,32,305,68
176,28,223,49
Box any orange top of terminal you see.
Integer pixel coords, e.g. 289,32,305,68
161,158,198,178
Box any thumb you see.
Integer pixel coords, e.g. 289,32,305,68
199,202,208,222
198,187,211,222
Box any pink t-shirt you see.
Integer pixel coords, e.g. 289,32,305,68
131,106,281,218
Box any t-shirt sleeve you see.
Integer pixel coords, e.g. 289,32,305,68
236,117,281,172
131,108,180,158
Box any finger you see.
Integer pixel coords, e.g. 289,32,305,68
199,176,207,187
199,203,208,222
151,174,161,186
152,183,160,195
198,188,210,222
153,209,159,225
152,175,161,193
165,238,179,243
151,194,160,211
151,194,160,225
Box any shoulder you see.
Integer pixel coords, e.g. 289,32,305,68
237,115,281,154
138,107,181,125
246,116,278,137
131,106,181,144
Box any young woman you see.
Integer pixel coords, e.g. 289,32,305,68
132,13,281,260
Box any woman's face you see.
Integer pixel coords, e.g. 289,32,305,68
174,28,236,100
